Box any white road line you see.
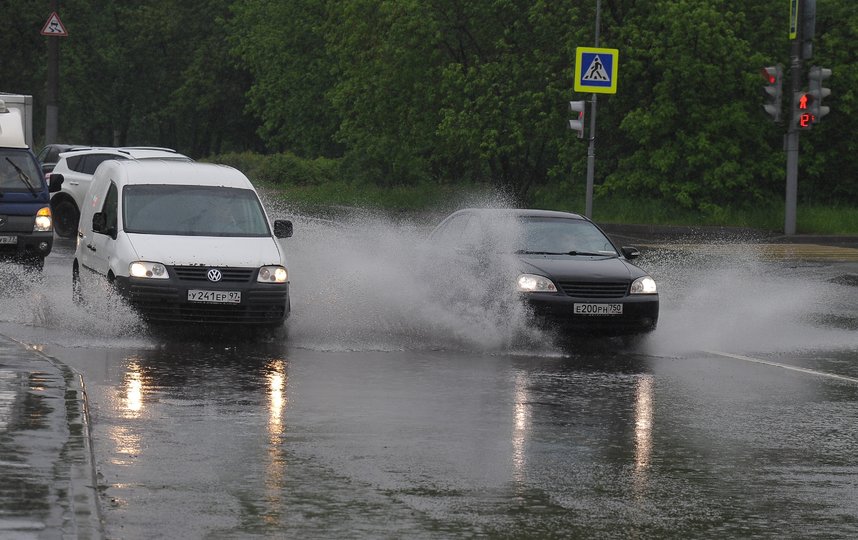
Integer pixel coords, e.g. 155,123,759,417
705,350,858,385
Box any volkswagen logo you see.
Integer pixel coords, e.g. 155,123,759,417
207,268,223,282
0,216,6,228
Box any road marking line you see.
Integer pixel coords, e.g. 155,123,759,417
705,350,858,385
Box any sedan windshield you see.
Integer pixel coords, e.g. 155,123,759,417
123,184,270,237
516,217,617,256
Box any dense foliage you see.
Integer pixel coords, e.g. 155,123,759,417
2,0,856,211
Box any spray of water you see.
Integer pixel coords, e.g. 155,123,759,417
268,197,551,353
639,238,858,356
1,196,856,356
0,261,148,348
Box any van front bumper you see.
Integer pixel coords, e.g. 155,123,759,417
114,271,290,325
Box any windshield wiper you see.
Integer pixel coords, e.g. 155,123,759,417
566,250,616,257
5,157,37,197
515,249,615,257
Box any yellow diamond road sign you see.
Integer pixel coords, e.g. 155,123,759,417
574,47,619,94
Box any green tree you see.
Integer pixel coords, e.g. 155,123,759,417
601,0,784,212
231,0,341,157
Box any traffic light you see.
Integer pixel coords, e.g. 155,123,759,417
807,65,831,123
568,100,586,138
761,65,783,122
794,91,815,129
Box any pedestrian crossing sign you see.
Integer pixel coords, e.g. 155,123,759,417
574,47,619,94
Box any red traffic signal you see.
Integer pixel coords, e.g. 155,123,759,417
761,65,783,122
761,67,778,84
798,93,814,110
795,92,816,129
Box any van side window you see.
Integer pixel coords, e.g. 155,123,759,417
102,182,118,235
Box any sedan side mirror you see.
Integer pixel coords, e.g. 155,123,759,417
274,219,293,238
48,173,64,193
621,246,641,260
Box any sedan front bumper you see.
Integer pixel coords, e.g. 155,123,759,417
524,293,659,336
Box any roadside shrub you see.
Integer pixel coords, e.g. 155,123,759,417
206,151,341,186
204,151,267,178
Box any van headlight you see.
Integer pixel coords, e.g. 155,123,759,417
516,273,557,293
630,276,657,294
34,207,52,232
258,265,288,283
129,261,168,279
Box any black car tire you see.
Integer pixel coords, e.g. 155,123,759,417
53,199,80,239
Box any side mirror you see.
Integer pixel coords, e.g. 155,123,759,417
48,173,64,193
274,219,293,238
92,212,107,234
621,246,641,260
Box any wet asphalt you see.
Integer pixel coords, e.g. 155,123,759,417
2,225,858,539
0,334,100,539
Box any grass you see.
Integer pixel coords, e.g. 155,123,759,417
257,178,858,236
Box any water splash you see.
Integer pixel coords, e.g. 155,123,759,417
270,203,548,353
2,202,856,356
638,239,858,355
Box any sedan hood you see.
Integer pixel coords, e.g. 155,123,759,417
518,254,644,281
126,233,285,267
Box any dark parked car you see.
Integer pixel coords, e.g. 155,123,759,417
36,143,89,175
428,208,659,337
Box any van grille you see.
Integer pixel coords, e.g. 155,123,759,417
171,266,255,283
126,284,288,324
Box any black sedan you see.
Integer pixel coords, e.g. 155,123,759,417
428,208,658,337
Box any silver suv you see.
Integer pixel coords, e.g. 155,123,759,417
49,147,191,238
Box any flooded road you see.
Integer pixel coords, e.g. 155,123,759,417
2,210,858,538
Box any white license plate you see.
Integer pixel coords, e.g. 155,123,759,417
187,290,241,304
574,303,623,316
0,235,17,245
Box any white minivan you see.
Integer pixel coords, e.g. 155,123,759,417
73,160,293,326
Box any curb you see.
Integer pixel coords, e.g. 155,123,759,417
0,334,103,539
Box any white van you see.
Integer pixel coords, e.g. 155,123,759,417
73,160,293,326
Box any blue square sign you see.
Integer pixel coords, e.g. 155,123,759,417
575,47,619,94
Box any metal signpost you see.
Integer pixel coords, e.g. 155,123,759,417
40,6,68,145
571,0,619,219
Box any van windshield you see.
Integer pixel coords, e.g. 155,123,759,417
0,148,42,192
123,184,271,237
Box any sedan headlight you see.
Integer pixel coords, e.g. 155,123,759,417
34,207,52,232
258,265,288,283
516,273,557,293
630,276,657,294
129,261,168,279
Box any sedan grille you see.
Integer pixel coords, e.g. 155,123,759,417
557,281,629,299
171,266,255,283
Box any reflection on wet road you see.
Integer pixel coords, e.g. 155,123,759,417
25,339,857,539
